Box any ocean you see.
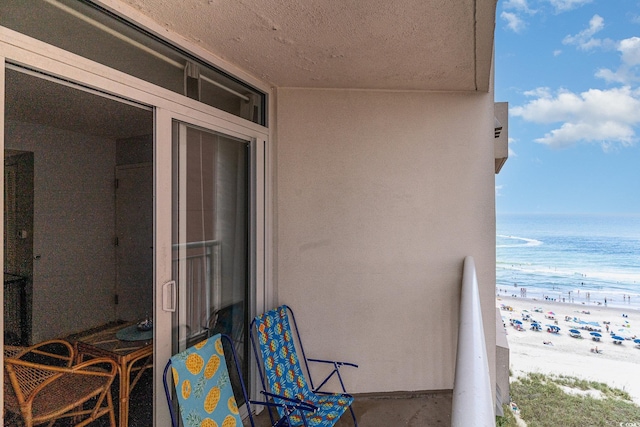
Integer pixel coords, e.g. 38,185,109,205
496,214,640,310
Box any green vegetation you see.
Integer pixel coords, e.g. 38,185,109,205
506,373,640,427
496,404,517,427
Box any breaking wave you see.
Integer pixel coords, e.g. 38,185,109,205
497,235,543,248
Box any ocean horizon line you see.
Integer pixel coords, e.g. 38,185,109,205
497,213,640,313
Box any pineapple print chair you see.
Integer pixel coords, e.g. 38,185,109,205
250,305,359,427
164,333,309,427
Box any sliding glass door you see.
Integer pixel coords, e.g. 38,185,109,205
2,24,269,425
171,121,250,402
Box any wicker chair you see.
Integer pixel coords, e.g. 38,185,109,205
4,339,118,427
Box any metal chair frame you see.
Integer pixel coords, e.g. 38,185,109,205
163,333,316,427
250,305,358,427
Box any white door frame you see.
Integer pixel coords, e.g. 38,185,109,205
0,26,271,426
0,42,6,422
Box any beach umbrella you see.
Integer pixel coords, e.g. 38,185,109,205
612,335,625,341
634,338,640,345
513,319,523,325
590,332,602,338
569,329,581,334
547,311,555,315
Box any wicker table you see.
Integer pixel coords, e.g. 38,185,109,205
73,321,153,427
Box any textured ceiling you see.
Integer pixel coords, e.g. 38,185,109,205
117,0,496,91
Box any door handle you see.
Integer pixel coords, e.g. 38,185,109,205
162,280,176,312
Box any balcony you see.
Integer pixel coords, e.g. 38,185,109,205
251,256,498,426
28,256,498,426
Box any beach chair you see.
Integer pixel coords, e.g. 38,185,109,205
250,305,358,427
164,333,310,427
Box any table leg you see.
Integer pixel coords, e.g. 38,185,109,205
119,361,130,427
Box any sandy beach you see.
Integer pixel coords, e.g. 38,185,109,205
498,295,640,405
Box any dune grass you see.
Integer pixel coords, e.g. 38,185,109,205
505,372,640,427
496,404,517,426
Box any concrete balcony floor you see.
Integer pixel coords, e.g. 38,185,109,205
250,390,452,427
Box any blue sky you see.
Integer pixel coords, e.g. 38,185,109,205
494,0,640,214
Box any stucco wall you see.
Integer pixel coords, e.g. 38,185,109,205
275,88,497,393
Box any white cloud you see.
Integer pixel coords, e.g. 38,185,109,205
562,15,614,51
496,185,504,196
501,11,527,33
553,49,562,56
596,37,640,85
500,0,536,34
596,67,639,85
547,0,593,13
503,0,536,14
511,86,640,149
523,87,553,98
535,121,635,149
508,137,518,157
620,37,640,66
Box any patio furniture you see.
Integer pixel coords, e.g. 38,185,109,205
72,321,153,427
206,301,245,356
4,339,117,427
250,305,358,427
164,333,304,427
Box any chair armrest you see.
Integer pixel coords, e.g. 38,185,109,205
251,392,318,427
306,358,358,394
250,399,313,427
307,358,358,369
6,356,117,377
256,391,317,412
69,357,118,377
12,339,75,367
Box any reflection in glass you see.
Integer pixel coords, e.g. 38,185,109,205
172,121,249,403
1,0,266,125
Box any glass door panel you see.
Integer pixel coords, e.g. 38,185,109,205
171,121,250,403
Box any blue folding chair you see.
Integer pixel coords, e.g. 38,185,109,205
250,305,358,427
164,333,315,427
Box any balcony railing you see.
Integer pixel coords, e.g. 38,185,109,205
451,256,494,426
172,240,221,347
